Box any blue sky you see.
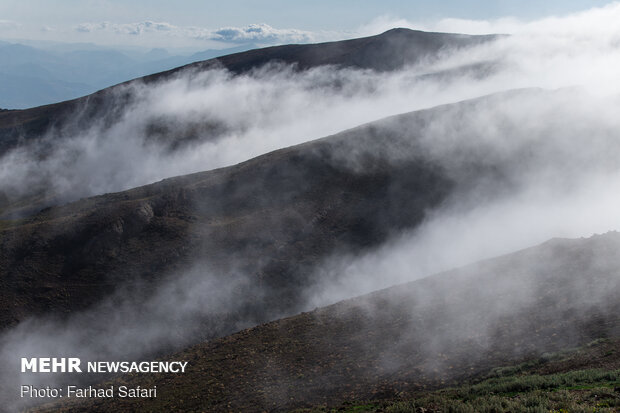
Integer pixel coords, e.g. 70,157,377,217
0,0,616,50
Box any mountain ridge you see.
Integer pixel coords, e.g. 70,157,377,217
0,28,497,156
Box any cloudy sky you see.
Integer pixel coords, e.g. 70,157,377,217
0,0,616,50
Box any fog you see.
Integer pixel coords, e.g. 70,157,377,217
307,168,620,307
0,262,263,410
2,4,620,411
2,3,620,207
0,63,499,206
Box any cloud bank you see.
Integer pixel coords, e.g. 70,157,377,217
74,21,317,45
5,0,620,210
361,1,620,36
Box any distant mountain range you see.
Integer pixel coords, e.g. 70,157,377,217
0,41,257,109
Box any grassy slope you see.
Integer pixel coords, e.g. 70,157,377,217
36,340,620,413
297,339,620,412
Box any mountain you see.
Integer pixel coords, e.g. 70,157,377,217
0,29,496,157
0,29,500,226
168,28,496,75
33,232,620,412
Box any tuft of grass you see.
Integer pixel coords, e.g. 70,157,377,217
305,369,620,413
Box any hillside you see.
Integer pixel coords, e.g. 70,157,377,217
0,28,496,158
34,232,620,412
2,84,615,335
0,88,565,332
0,98,449,328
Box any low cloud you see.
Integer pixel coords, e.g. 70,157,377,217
0,19,20,30
360,1,620,37
76,20,176,35
207,23,314,43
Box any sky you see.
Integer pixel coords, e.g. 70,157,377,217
0,0,616,51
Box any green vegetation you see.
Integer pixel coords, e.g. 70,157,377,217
296,369,620,413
